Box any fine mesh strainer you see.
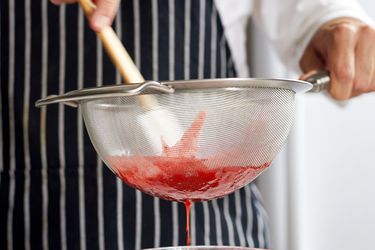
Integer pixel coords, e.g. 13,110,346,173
36,75,327,202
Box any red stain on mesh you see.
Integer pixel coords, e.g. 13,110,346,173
108,111,270,202
108,111,270,245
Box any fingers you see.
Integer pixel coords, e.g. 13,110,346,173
354,26,375,93
90,0,120,32
51,0,120,32
325,23,357,100
302,18,375,100
299,43,325,81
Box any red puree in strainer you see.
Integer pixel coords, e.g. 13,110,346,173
109,111,270,245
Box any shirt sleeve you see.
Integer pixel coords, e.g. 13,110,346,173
251,0,374,72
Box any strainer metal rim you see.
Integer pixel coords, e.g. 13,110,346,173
35,77,312,107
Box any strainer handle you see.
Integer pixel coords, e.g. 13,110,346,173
306,71,331,93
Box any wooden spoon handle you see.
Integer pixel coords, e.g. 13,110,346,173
97,28,145,83
78,0,145,84
78,0,158,108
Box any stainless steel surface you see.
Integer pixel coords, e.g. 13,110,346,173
35,80,175,107
35,78,312,107
306,71,331,93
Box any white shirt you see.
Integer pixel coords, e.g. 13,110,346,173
215,0,374,77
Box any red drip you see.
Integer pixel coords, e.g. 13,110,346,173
184,200,192,246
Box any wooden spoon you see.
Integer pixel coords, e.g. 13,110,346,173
78,0,182,150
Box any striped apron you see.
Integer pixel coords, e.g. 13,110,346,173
0,0,270,249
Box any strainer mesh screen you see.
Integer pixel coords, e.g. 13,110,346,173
81,86,295,201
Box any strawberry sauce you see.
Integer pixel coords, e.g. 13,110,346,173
107,111,270,245
110,155,269,202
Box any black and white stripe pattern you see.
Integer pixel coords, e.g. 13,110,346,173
6,0,16,249
58,6,67,250
77,7,86,250
40,0,49,249
23,0,32,249
0,0,269,249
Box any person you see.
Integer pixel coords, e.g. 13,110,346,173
0,0,374,249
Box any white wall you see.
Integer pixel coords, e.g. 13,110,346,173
289,93,375,250
251,1,375,250
290,0,375,249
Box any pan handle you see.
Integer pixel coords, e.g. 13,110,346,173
306,71,331,93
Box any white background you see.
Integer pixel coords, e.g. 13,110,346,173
250,1,375,250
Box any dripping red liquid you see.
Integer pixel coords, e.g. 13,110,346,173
184,200,192,246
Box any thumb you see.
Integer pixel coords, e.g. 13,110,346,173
90,0,120,32
299,44,325,81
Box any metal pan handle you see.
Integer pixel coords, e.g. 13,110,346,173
306,71,331,93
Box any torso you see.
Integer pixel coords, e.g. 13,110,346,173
0,0,269,249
